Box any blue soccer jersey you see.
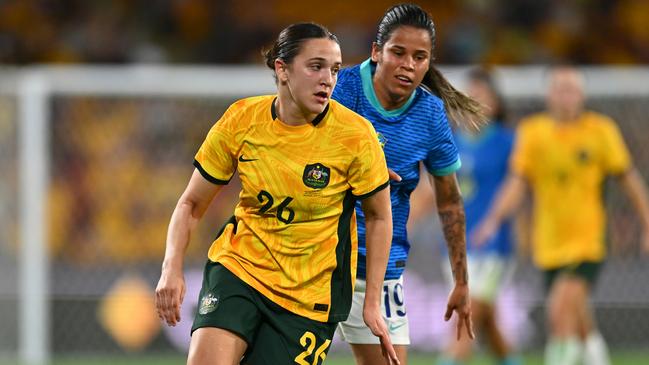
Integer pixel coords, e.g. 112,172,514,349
455,123,515,256
333,59,461,280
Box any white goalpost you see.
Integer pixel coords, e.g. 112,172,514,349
12,65,276,365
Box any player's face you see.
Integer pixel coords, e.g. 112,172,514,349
467,79,498,119
371,26,432,105
546,68,585,120
280,38,342,117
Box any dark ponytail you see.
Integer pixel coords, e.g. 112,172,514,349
423,66,485,129
376,4,485,129
263,22,338,82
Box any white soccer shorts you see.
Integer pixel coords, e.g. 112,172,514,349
443,253,514,303
337,276,410,345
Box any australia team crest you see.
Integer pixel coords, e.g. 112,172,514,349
198,293,220,315
303,163,331,189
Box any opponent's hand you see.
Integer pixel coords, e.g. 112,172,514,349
388,169,402,182
444,284,475,341
155,268,186,327
363,305,400,365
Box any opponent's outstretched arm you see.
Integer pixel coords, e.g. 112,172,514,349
431,173,475,340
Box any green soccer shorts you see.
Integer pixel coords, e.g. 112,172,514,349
192,261,338,365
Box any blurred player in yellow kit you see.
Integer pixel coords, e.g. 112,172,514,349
475,65,649,365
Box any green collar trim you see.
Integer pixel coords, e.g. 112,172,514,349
360,58,416,118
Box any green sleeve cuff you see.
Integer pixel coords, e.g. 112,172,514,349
429,158,462,177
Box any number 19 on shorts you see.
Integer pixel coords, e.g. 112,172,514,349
384,281,406,318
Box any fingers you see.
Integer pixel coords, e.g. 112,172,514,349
363,307,400,364
379,334,400,365
452,312,476,341
366,316,400,365
444,304,453,322
388,169,402,182
155,287,182,326
155,291,164,321
466,315,476,339
172,293,182,323
456,314,464,341
156,290,173,326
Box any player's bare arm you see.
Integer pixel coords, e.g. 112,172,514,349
431,173,475,340
472,173,527,246
360,187,400,365
433,173,468,285
618,167,649,252
156,169,222,326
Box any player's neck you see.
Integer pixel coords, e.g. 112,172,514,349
275,94,315,126
551,109,582,123
372,78,410,111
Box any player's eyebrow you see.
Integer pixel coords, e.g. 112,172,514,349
391,44,429,55
307,57,342,66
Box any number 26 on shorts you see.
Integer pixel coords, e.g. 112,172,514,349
294,331,331,365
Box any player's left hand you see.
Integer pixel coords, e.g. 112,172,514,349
363,305,400,365
444,283,475,341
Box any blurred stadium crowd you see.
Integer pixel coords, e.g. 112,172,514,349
45,98,243,263
2,0,649,265
1,0,649,65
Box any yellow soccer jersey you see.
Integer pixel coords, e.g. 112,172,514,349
194,95,389,322
511,111,631,269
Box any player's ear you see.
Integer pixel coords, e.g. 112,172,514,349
371,42,381,63
275,59,289,84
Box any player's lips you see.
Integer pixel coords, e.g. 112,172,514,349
314,91,329,104
395,75,413,86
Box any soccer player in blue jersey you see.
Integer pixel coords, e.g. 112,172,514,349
332,4,482,364
438,68,520,365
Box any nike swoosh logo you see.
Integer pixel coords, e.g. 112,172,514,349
239,155,258,162
388,322,406,332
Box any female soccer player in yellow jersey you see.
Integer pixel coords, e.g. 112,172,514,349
474,65,649,365
332,4,481,365
155,22,400,365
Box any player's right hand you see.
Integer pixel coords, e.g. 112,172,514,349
155,269,186,327
444,284,475,341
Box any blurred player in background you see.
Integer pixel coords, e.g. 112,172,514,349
155,22,400,365
474,65,649,365
438,68,520,365
332,4,482,364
